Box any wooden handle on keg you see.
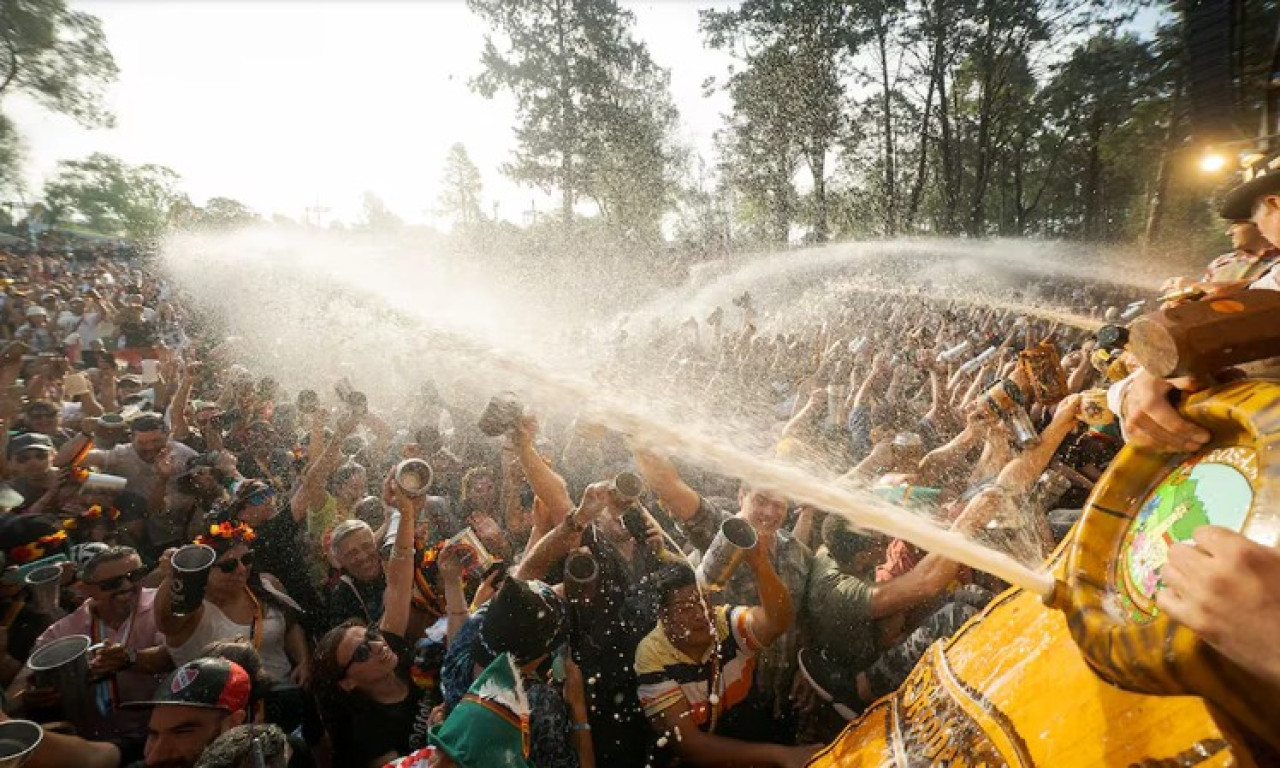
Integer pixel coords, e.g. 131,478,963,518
1128,289,1280,378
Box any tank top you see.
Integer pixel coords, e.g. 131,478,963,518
166,597,292,682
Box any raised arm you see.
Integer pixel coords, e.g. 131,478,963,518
514,483,609,581
741,539,795,648
290,411,359,520
512,414,572,523
380,470,421,638
631,445,700,522
993,394,1082,497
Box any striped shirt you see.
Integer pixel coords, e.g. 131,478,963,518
634,605,762,730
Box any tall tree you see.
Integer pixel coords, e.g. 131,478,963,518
467,0,679,235
438,143,484,229
703,0,852,242
0,0,118,127
42,153,186,240
359,191,402,233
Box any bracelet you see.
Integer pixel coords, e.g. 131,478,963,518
570,721,591,732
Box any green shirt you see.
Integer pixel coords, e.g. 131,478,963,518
803,549,878,674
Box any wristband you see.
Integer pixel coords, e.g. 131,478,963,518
570,721,591,732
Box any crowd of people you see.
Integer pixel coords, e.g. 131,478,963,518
0,172,1274,768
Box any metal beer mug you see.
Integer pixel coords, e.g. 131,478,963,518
26,635,104,729
0,720,42,768
697,517,758,590
392,459,433,497
23,565,63,619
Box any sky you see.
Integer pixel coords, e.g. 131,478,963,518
8,1,737,227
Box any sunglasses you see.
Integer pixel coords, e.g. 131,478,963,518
342,627,382,674
246,490,275,506
13,450,48,463
215,552,254,573
88,567,148,592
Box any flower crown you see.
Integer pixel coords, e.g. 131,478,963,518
62,504,122,532
195,520,257,548
9,530,69,565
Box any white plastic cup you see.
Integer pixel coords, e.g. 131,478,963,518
139,360,160,384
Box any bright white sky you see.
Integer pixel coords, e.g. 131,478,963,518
8,1,736,227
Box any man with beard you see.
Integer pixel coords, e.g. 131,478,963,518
84,414,197,556
123,657,253,768
20,546,173,762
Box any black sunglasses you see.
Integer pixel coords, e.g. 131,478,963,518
342,627,382,674
88,567,148,592
215,552,254,573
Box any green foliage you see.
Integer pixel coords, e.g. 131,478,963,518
42,153,186,240
0,113,23,199
0,0,118,127
467,0,681,240
193,197,259,231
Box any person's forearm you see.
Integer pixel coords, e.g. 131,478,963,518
996,416,1077,496
514,518,581,581
749,553,795,644
380,495,419,636
132,646,173,675
632,447,700,522
443,575,468,644
672,728,792,768
917,428,980,484
780,395,820,439
516,440,572,521
169,377,194,437
284,623,309,668
571,727,596,768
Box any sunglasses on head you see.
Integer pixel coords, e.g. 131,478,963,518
215,552,254,573
246,490,275,506
89,567,148,592
342,627,382,674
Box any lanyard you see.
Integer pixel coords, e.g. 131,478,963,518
89,602,137,712
244,588,263,650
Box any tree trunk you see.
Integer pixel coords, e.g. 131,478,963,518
903,54,937,231
1144,84,1183,250
554,0,575,223
877,23,897,235
809,146,829,242
1082,117,1104,239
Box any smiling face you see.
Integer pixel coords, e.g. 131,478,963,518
336,625,399,693
740,489,787,535
83,552,145,622
334,527,382,583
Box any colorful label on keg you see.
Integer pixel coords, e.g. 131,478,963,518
1116,448,1256,624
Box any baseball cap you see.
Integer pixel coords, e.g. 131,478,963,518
24,306,46,318
7,433,55,457
125,658,251,712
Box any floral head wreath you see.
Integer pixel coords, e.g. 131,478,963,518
62,504,122,533
8,530,69,566
195,520,257,549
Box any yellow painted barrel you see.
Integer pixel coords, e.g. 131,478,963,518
810,380,1280,767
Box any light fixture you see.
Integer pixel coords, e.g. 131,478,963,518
1198,150,1228,174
